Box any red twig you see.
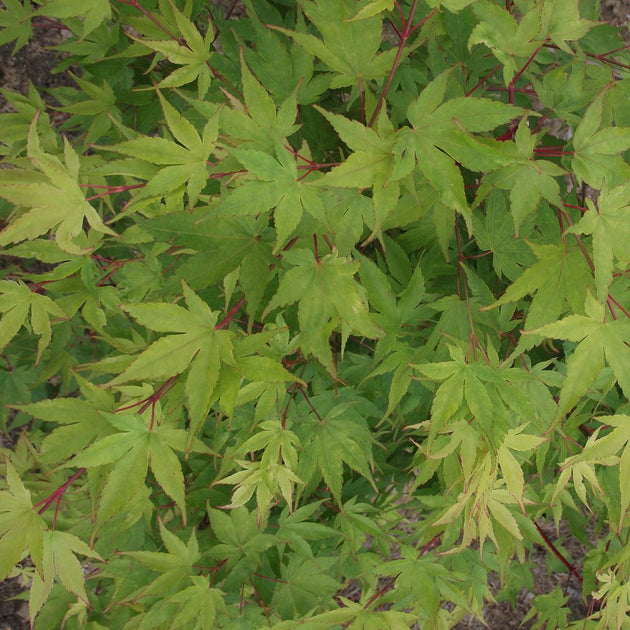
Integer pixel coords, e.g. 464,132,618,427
215,297,246,330
534,520,583,583
368,3,437,127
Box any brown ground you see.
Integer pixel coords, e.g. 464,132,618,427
0,2,628,629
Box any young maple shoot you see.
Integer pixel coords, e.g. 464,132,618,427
2,0,630,628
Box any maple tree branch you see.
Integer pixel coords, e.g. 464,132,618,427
369,3,437,127
216,297,246,330
534,520,583,583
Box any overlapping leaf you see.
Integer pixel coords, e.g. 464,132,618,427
212,144,326,252
0,459,46,583
476,120,565,235
0,280,66,362
488,241,592,336
28,529,103,624
100,91,218,209
263,249,382,372
272,0,398,89
571,90,630,188
133,3,215,97
220,56,299,151
566,182,630,300
0,115,115,253
526,293,630,420
404,71,522,227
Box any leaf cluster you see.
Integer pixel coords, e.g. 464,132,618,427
2,0,630,628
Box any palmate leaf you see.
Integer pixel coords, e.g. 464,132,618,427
110,281,300,435
271,555,339,618
404,70,522,229
571,90,630,188
473,189,536,281
241,0,329,104
263,249,382,372
36,0,111,37
212,144,326,252
539,0,595,53
140,211,276,321
469,0,542,85
120,520,200,604
476,120,565,235
220,56,299,151
0,115,116,253
14,388,115,465
108,281,230,436
527,293,630,421
0,0,33,52
313,107,401,243
0,459,46,582
488,241,592,336
566,182,630,300
28,529,103,625
133,3,215,98
100,91,218,209
207,507,278,574
555,414,630,530
0,280,67,363
69,409,211,526
135,575,227,630
296,396,377,505
272,0,398,89
380,544,465,621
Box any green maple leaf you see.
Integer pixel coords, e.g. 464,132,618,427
207,507,278,575
469,1,542,85
413,346,554,448
566,182,630,300
36,0,111,37
488,241,592,335
527,293,630,420
134,4,215,98
140,210,275,320
0,459,46,582
272,0,398,89
240,0,329,104
121,520,200,601
271,555,339,617
313,106,395,190
571,90,630,188
0,0,33,52
100,91,218,210
0,115,116,253
213,144,325,252
558,414,630,531
313,107,403,243
476,120,565,235
263,249,382,372
28,529,103,625
403,70,522,229
14,388,115,466
473,190,536,281
69,409,211,525
539,0,595,53
218,420,303,521
144,576,227,630
0,280,67,363
296,394,377,505
220,56,299,151
380,545,464,620
108,281,235,439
